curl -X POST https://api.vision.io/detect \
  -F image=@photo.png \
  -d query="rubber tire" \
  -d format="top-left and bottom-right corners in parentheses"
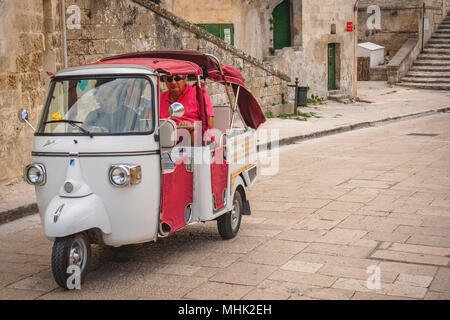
top-left (217, 190), bottom-right (243, 240)
top-left (51, 233), bottom-right (91, 290)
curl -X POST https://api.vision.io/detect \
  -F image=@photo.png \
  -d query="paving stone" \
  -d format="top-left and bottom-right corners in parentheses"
top-left (293, 252), bottom-right (378, 269)
top-left (370, 249), bottom-right (450, 266)
top-left (424, 291), bottom-right (450, 300)
top-left (276, 229), bottom-right (326, 242)
top-left (406, 234), bottom-right (450, 248)
top-left (377, 261), bottom-right (438, 277)
top-left (351, 291), bottom-right (416, 300)
top-left (239, 250), bottom-right (293, 266)
top-left (280, 261), bottom-right (323, 273)
top-left (332, 278), bottom-right (375, 293)
top-left (293, 218), bottom-right (340, 231)
top-left (429, 268), bottom-right (450, 293)
top-left (389, 243), bottom-right (450, 257)
top-left (396, 274), bottom-right (433, 288)
top-left (200, 252), bottom-right (242, 269)
top-left (255, 239), bottom-right (309, 255)
top-left (7, 272), bottom-right (59, 292)
top-left (364, 231), bottom-right (410, 243)
top-left (268, 270), bottom-right (337, 287)
top-left (153, 264), bottom-right (201, 277)
top-left (316, 228), bottom-right (367, 245)
top-left (381, 282), bottom-right (428, 299)
top-left (210, 262), bottom-right (277, 286)
top-left (242, 288), bottom-right (290, 300)
top-left (302, 243), bottom-right (374, 258)
top-left (302, 287), bottom-right (355, 300)
top-left (318, 265), bottom-right (398, 284)
top-left (184, 281), bottom-right (253, 300)
top-left (192, 267), bottom-right (220, 279)
top-left (0, 287), bottom-right (44, 300)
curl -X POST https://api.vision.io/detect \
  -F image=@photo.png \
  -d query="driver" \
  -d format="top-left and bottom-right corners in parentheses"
top-left (85, 81), bottom-right (137, 133)
top-left (159, 74), bottom-right (214, 129)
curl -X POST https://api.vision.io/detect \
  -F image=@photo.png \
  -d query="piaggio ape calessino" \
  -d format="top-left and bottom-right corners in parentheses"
top-left (19, 50), bottom-right (266, 289)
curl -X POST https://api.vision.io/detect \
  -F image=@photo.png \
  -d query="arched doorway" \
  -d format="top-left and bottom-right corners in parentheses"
top-left (272, 0), bottom-right (291, 49)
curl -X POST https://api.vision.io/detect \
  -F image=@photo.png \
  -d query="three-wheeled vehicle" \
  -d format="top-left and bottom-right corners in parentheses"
top-left (19, 50), bottom-right (266, 289)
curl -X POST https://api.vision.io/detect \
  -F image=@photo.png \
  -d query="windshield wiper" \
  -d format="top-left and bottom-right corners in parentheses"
top-left (44, 120), bottom-right (93, 138)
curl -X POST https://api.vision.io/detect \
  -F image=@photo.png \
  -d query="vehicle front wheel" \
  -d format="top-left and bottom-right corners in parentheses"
top-left (217, 190), bottom-right (243, 240)
top-left (51, 232), bottom-right (91, 290)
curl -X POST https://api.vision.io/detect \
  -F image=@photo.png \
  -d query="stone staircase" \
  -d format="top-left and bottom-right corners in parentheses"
top-left (399, 13), bottom-right (450, 90)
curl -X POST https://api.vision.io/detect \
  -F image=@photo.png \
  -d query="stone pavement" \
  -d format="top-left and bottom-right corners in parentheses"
top-left (0, 113), bottom-right (449, 300)
top-left (1, 81), bottom-right (449, 225)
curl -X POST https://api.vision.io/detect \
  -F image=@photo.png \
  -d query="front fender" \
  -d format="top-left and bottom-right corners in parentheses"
top-left (44, 194), bottom-right (112, 238)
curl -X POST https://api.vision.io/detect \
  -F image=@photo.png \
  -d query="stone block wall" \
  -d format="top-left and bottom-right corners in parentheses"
top-left (0, 0), bottom-right (62, 186)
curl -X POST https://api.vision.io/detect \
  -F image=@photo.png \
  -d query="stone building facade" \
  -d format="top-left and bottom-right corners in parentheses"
top-left (163, 0), bottom-right (357, 101)
top-left (358, 0), bottom-right (449, 59)
top-left (0, 0), bottom-right (292, 185)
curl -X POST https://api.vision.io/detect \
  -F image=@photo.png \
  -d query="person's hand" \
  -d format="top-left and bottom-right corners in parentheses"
top-left (178, 121), bottom-right (194, 127)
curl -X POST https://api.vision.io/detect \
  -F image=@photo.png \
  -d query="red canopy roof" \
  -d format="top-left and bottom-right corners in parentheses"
top-left (98, 51), bottom-right (266, 129)
top-left (95, 57), bottom-right (203, 76)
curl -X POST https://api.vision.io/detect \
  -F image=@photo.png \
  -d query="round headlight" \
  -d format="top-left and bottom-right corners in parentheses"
top-left (109, 166), bottom-right (130, 187)
top-left (24, 163), bottom-right (46, 185)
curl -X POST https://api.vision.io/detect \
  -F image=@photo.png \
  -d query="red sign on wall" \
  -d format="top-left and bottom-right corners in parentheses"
top-left (347, 22), bottom-right (354, 32)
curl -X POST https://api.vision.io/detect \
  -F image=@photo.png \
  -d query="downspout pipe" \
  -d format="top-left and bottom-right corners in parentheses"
top-left (353, 0), bottom-right (359, 99)
top-left (61, 0), bottom-right (67, 68)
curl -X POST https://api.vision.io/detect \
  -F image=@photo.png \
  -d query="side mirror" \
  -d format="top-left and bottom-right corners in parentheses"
top-left (169, 102), bottom-right (185, 119)
top-left (18, 109), bottom-right (35, 131)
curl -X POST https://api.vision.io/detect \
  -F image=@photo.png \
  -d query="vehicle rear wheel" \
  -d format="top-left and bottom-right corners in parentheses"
top-left (51, 232), bottom-right (91, 290)
top-left (217, 190), bottom-right (243, 240)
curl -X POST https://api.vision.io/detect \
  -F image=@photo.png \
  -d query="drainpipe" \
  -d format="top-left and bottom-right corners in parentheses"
top-left (353, 0), bottom-right (359, 99)
top-left (61, 0), bottom-right (67, 68)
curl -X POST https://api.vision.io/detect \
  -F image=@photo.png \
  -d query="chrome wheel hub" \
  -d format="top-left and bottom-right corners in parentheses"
top-left (69, 238), bottom-right (87, 269)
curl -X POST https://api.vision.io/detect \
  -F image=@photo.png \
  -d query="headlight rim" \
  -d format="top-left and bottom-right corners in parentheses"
top-left (109, 165), bottom-right (131, 187)
top-left (24, 163), bottom-right (47, 186)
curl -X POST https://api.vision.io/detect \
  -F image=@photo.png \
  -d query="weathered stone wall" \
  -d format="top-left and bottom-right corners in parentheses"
top-left (0, 0), bottom-right (62, 186)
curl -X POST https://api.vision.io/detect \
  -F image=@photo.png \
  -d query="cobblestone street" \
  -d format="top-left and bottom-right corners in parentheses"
top-left (1, 113), bottom-right (449, 300)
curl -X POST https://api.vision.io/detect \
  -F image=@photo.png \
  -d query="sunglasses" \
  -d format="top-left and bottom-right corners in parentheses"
top-left (165, 75), bottom-right (186, 83)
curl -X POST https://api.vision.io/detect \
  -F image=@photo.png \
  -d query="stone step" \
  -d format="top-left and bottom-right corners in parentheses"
top-left (413, 60), bottom-right (450, 66)
top-left (405, 71), bottom-right (450, 78)
top-left (416, 54), bottom-right (450, 60)
top-left (425, 43), bottom-right (450, 49)
top-left (423, 48), bottom-right (450, 54)
top-left (397, 82), bottom-right (450, 90)
top-left (401, 76), bottom-right (450, 83)
top-left (410, 65), bottom-right (450, 72)
top-left (431, 33), bottom-right (450, 39)
top-left (428, 39), bottom-right (450, 44)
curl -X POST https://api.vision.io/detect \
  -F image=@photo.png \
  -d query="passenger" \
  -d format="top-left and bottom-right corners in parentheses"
top-left (85, 81), bottom-right (137, 133)
top-left (159, 74), bottom-right (214, 129)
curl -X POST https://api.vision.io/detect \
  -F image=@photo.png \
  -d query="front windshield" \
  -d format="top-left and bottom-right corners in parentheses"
top-left (38, 77), bottom-right (154, 135)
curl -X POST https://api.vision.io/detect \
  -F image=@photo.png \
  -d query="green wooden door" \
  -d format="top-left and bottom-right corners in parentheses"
top-left (328, 43), bottom-right (336, 90)
top-left (273, 0), bottom-right (291, 50)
